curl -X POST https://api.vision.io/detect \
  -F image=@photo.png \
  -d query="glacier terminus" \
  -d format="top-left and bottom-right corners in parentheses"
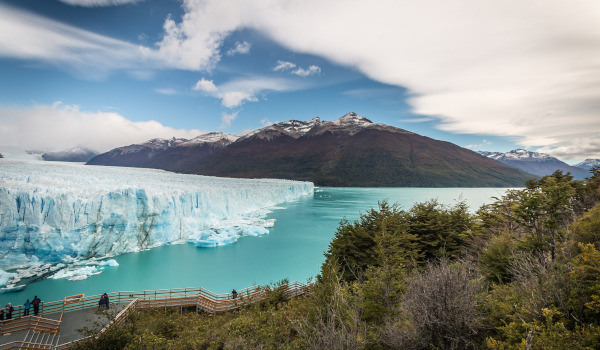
top-left (0, 154), bottom-right (314, 290)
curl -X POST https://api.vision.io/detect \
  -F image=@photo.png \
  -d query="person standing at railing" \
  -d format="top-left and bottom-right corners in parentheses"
top-left (0, 308), bottom-right (4, 320)
top-left (98, 294), bottom-right (107, 310)
top-left (32, 295), bottom-right (41, 316)
top-left (5, 303), bottom-right (13, 319)
top-left (23, 299), bottom-right (31, 316)
top-left (232, 289), bottom-right (238, 299)
top-left (99, 293), bottom-right (110, 310)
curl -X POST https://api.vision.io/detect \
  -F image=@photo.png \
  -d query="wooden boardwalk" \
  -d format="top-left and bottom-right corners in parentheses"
top-left (0, 282), bottom-right (309, 350)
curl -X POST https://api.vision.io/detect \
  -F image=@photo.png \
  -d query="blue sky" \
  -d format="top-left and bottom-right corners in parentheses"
top-left (1, 0), bottom-right (599, 163)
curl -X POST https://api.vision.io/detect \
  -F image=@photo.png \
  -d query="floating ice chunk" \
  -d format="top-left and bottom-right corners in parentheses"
top-left (188, 225), bottom-right (270, 248)
top-left (98, 259), bottom-right (119, 267)
top-left (51, 266), bottom-right (101, 281)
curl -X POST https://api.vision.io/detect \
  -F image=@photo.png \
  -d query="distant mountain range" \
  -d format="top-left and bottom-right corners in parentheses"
top-left (477, 149), bottom-right (591, 180)
top-left (87, 113), bottom-right (532, 187)
top-left (87, 133), bottom-right (238, 172)
top-left (575, 159), bottom-right (600, 171)
top-left (42, 147), bottom-right (98, 162)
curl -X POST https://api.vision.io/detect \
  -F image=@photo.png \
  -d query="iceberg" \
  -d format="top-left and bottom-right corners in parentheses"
top-left (0, 154), bottom-right (314, 284)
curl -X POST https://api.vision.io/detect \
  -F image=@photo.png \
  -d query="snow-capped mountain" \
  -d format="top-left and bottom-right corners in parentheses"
top-left (478, 149), bottom-right (589, 180)
top-left (575, 159), bottom-right (600, 171)
top-left (89, 112), bottom-right (533, 187)
top-left (87, 133), bottom-right (238, 171)
top-left (190, 113), bottom-right (529, 187)
top-left (41, 147), bottom-right (98, 162)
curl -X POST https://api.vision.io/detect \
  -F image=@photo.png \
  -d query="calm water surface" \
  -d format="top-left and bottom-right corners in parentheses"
top-left (0, 187), bottom-right (511, 305)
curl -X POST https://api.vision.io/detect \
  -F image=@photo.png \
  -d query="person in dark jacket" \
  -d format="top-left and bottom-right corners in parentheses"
top-left (32, 296), bottom-right (41, 316)
top-left (5, 303), bottom-right (13, 319)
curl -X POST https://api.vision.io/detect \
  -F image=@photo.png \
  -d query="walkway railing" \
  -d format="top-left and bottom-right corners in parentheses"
top-left (1, 281), bottom-right (310, 350)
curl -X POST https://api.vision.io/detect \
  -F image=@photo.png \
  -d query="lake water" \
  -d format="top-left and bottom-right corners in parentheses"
top-left (0, 187), bottom-right (510, 305)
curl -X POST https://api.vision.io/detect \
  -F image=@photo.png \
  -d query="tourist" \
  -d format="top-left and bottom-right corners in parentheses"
top-left (232, 289), bottom-right (238, 299)
top-left (32, 295), bottom-right (41, 316)
top-left (5, 303), bottom-right (13, 319)
top-left (23, 299), bottom-right (31, 316)
top-left (103, 293), bottom-right (110, 310)
top-left (0, 308), bottom-right (4, 321)
top-left (98, 294), bottom-right (106, 310)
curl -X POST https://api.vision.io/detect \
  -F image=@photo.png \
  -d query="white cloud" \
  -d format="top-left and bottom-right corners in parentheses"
top-left (193, 76), bottom-right (305, 108)
top-left (0, 102), bottom-right (204, 153)
top-left (273, 60), bottom-right (296, 71)
top-left (226, 41), bottom-right (252, 56)
top-left (292, 65), bottom-right (321, 77)
top-left (158, 0), bottom-right (600, 159)
top-left (193, 78), bottom-right (219, 93)
top-left (220, 111), bottom-right (238, 129)
top-left (58, 0), bottom-right (142, 6)
top-left (221, 91), bottom-right (257, 108)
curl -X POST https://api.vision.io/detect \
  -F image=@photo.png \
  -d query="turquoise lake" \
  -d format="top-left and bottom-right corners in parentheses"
top-left (0, 187), bottom-right (511, 305)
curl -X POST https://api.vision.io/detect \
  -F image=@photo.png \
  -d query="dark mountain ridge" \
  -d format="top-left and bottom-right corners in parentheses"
top-left (88, 113), bottom-right (533, 187)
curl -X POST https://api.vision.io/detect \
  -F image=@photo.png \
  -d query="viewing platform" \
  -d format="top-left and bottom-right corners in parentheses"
top-left (0, 281), bottom-right (309, 350)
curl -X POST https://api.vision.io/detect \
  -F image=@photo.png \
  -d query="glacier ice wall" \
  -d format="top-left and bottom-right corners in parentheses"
top-left (0, 156), bottom-right (314, 272)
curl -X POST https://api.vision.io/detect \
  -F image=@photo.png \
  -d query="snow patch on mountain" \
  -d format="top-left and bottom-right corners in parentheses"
top-left (331, 112), bottom-right (373, 127)
top-left (479, 149), bottom-right (552, 161)
top-left (183, 132), bottom-right (239, 145)
top-left (575, 159), bottom-right (600, 170)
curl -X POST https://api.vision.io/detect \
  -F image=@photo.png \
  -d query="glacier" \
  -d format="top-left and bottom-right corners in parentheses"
top-left (0, 154), bottom-right (313, 288)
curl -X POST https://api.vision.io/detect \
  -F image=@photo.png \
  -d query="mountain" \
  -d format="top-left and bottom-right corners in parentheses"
top-left (42, 147), bottom-right (98, 162)
top-left (478, 149), bottom-right (590, 180)
top-left (87, 133), bottom-right (238, 171)
top-left (188, 113), bottom-right (532, 187)
top-left (575, 159), bottom-right (600, 171)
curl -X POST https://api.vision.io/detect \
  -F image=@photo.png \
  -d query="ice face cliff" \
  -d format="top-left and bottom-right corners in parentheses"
top-left (0, 155), bottom-right (314, 280)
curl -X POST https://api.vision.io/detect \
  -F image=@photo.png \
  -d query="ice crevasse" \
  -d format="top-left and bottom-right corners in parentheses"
top-left (0, 156), bottom-right (314, 274)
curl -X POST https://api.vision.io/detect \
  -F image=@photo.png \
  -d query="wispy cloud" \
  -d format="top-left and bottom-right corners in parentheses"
top-left (220, 111), bottom-right (238, 129)
top-left (273, 60), bottom-right (320, 77)
top-left (58, 0), bottom-right (142, 6)
top-left (193, 78), bottom-right (219, 93)
top-left (273, 60), bottom-right (296, 71)
top-left (193, 76), bottom-right (306, 108)
top-left (292, 65), bottom-right (321, 77)
top-left (402, 117), bottom-right (434, 123)
top-left (226, 41), bottom-right (251, 56)
top-left (0, 4), bottom-right (158, 78)
top-left (154, 88), bottom-right (178, 95)
top-left (0, 102), bottom-right (204, 152)
top-left (464, 139), bottom-right (493, 150)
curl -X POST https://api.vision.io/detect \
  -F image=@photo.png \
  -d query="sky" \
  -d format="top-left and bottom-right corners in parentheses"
top-left (0, 0), bottom-right (599, 163)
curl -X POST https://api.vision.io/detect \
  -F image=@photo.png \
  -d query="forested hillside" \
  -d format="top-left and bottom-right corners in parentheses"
top-left (77, 169), bottom-right (600, 350)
